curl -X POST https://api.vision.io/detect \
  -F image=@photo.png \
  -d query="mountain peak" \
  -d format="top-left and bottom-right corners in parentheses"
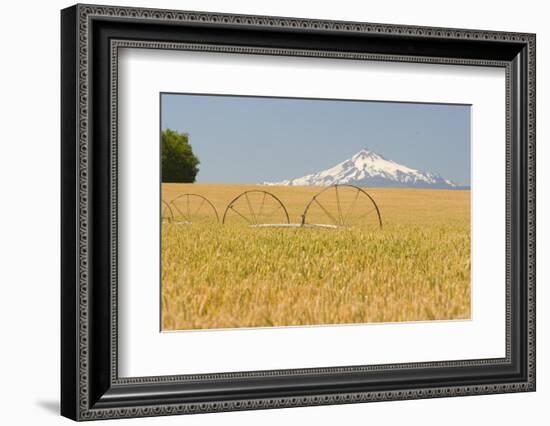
top-left (264, 149), bottom-right (459, 189)
top-left (352, 148), bottom-right (383, 161)
top-left (355, 147), bottom-right (374, 155)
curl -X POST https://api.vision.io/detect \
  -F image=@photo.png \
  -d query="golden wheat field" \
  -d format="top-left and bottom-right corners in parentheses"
top-left (161, 183), bottom-right (471, 331)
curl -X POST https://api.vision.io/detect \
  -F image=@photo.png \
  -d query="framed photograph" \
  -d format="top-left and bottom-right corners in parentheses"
top-left (61, 4), bottom-right (536, 421)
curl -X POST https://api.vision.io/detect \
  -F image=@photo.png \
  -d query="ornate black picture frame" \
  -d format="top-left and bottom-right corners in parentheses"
top-left (61, 4), bottom-right (536, 421)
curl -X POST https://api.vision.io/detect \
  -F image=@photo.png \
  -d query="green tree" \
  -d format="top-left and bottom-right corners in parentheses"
top-left (161, 129), bottom-right (200, 183)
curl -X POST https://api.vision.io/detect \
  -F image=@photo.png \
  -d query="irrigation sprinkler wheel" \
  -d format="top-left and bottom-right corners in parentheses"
top-left (161, 200), bottom-right (174, 223)
top-left (169, 194), bottom-right (220, 224)
top-left (222, 190), bottom-right (290, 225)
top-left (301, 184), bottom-right (382, 228)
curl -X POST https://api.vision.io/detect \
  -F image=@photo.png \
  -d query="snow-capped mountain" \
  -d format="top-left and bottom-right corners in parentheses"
top-left (264, 149), bottom-right (460, 189)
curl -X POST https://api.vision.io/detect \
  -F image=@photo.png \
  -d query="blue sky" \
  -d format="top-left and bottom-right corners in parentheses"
top-left (161, 93), bottom-right (471, 186)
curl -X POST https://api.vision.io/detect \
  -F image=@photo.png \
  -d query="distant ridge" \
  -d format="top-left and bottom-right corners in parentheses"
top-left (264, 148), bottom-right (465, 189)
